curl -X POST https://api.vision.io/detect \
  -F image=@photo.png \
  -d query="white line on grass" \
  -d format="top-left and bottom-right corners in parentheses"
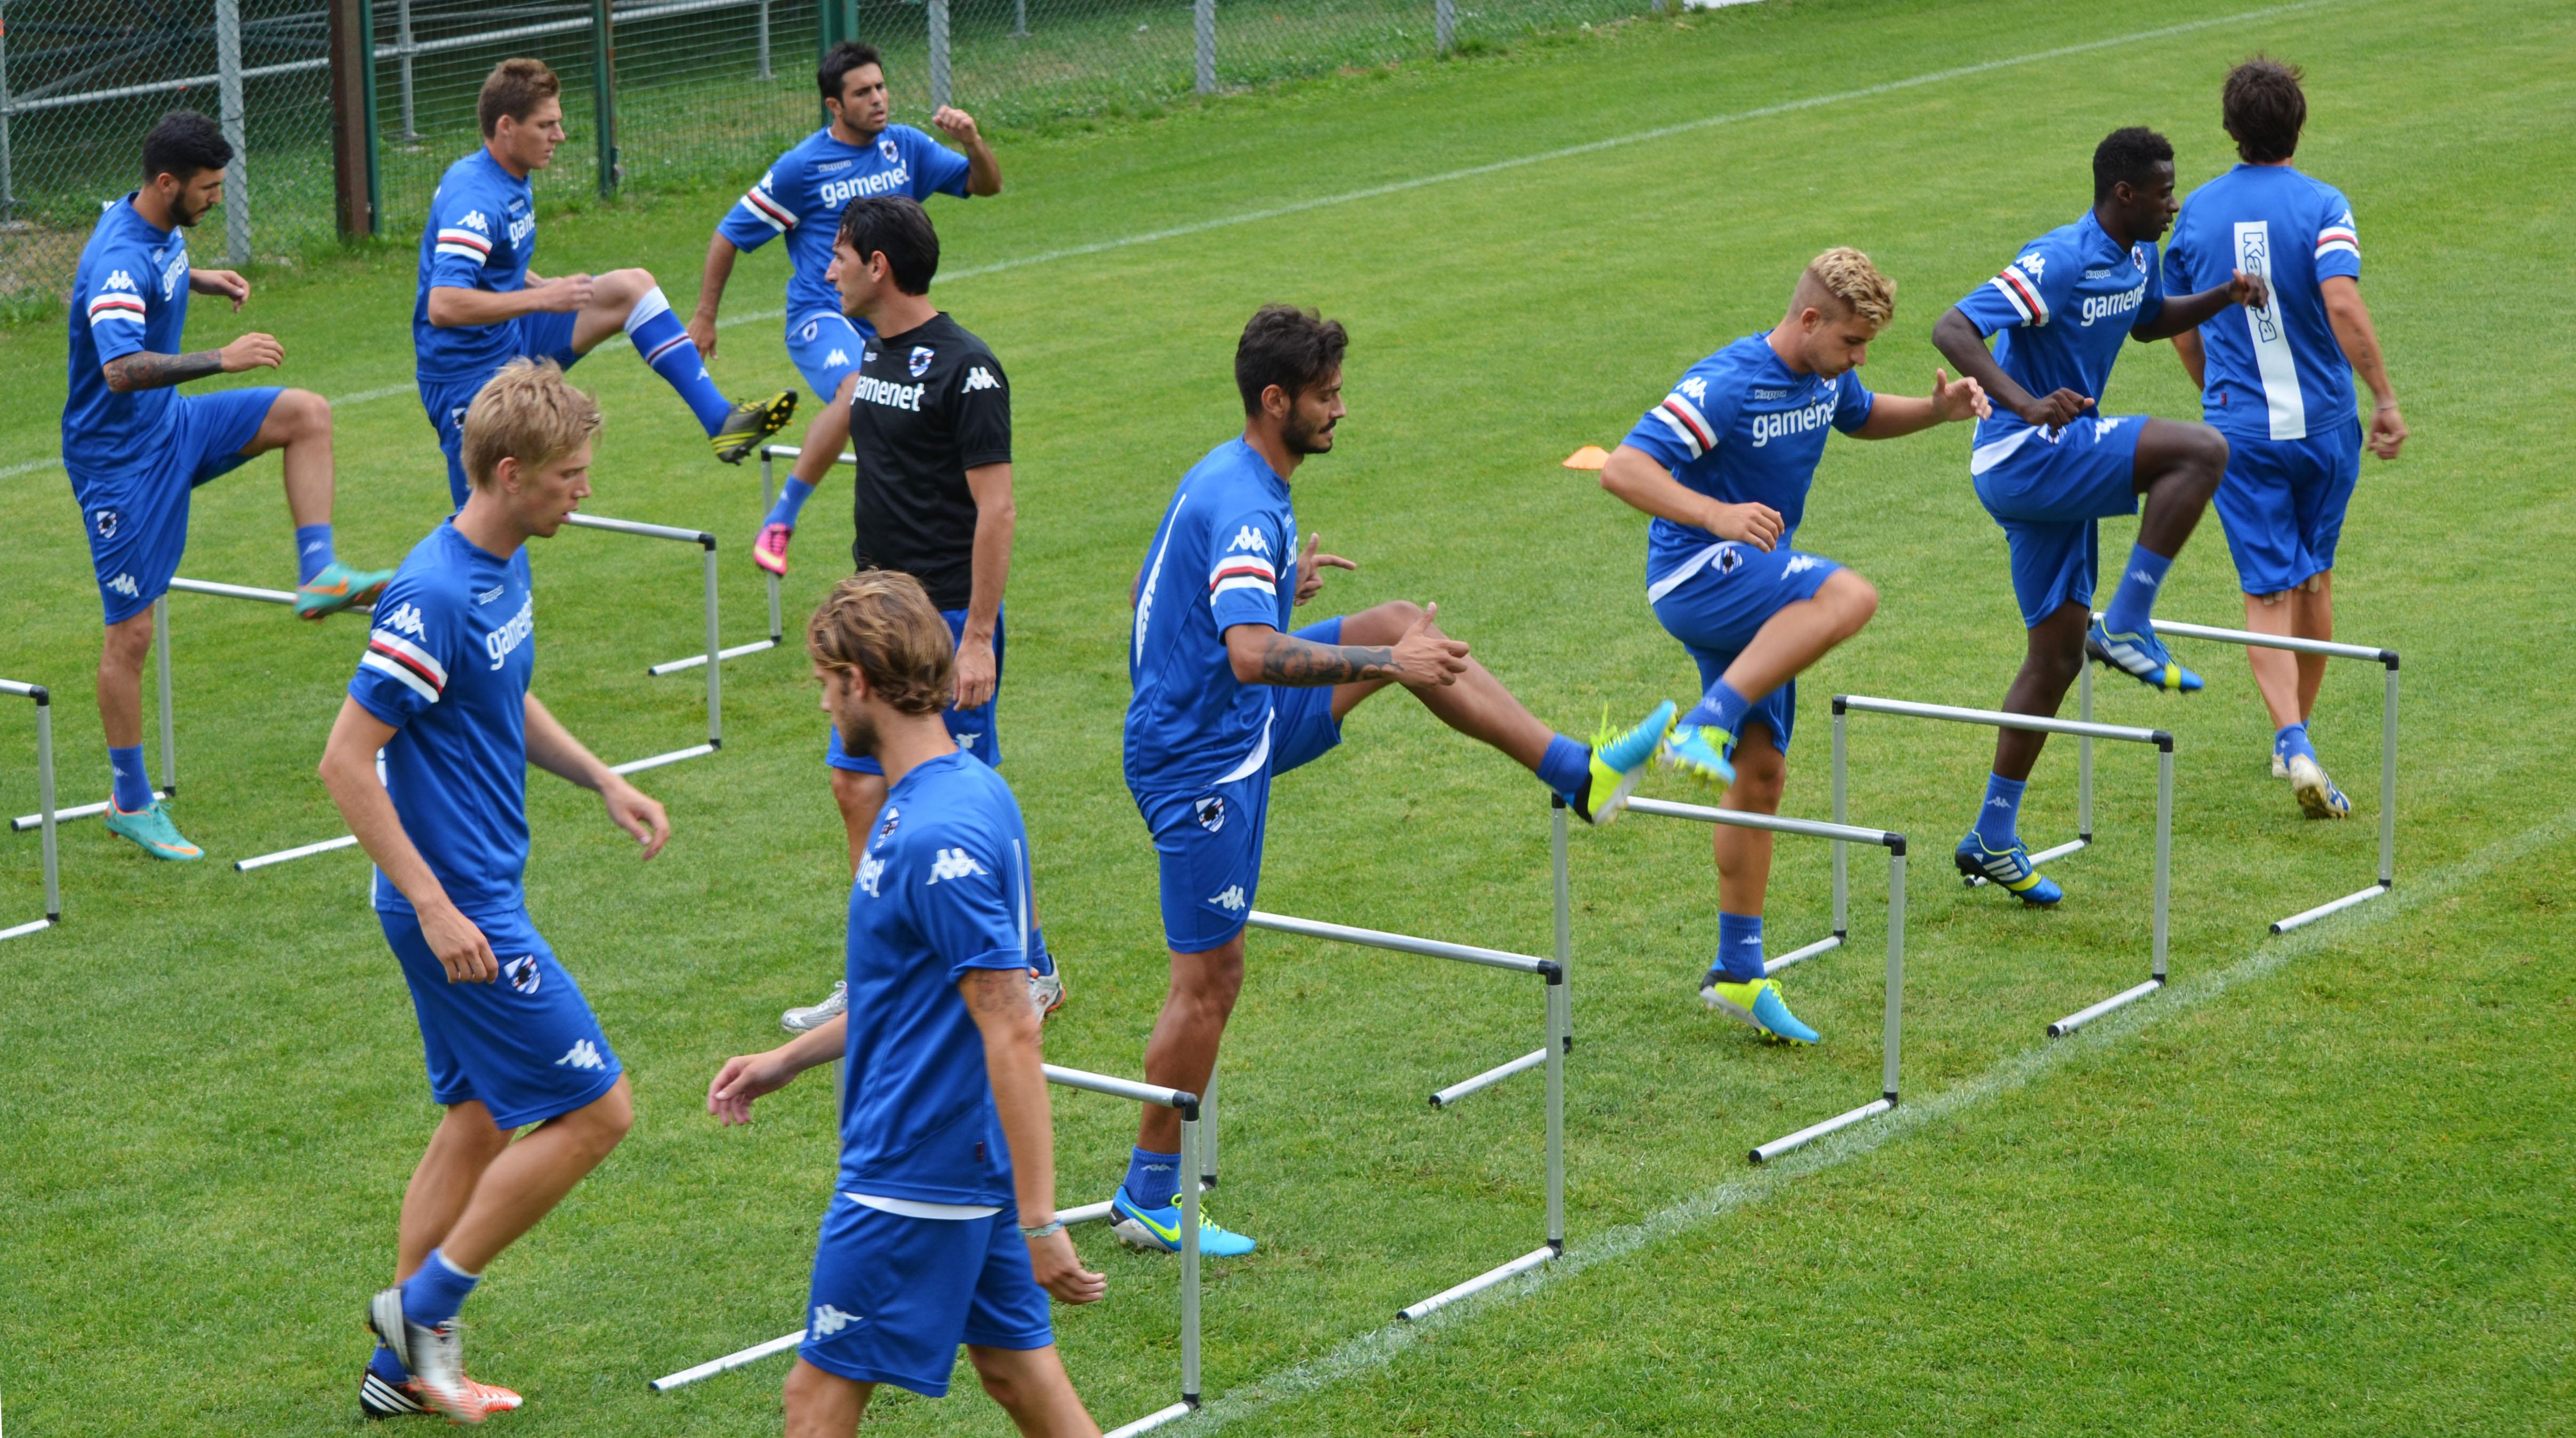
top-left (1187, 804), bottom-right (2573, 1431)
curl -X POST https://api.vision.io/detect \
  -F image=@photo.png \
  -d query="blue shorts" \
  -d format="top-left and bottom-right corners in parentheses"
top-left (70, 386), bottom-right (283, 626)
top-left (828, 607), bottom-right (1002, 774)
top-left (2213, 421), bottom-right (2360, 595)
top-left (1134, 617), bottom-right (1345, 954)
top-left (1648, 541), bottom-right (1842, 757)
top-left (1972, 415), bottom-right (2146, 628)
top-left (380, 905), bottom-right (622, 1131)
top-left (799, 1193), bottom-right (1052, 1397)
top-left (420, 313), bottom-right (584, 507)
top-left (786, 310), bottom-right (872, 404)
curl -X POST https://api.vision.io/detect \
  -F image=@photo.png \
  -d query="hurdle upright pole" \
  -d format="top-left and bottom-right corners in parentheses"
top-left (155, 595), bottom-right (176, 797)
top-left (1551, 793), bottom-right (1572, 1045)
top-left (1179, 1101), bottom-right (1202, 1412)
top-left (1200, 1065), bottom-right (1219, 1191)
top-left (2076, 661), bottom-right (2093, 843)
top-left (2378, 658), bottom-right (2399, 890)
top-left (701, 538), bottom-right (723, 749)
top-left (1831, 705), bottom-right (1849, 937)
top-left (0, 680), bottom-right (59, 941)
top-left (1544, 961), bottom-right (1566, 1252)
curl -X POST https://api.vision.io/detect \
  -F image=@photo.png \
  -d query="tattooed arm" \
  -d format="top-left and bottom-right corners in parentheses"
top-left (1223, 606), bottom-right (1468, 690)
top-left (101, 331), bottom-right (283, 393)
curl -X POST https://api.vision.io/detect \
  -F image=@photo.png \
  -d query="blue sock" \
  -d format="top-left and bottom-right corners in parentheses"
top-left (625, 288), bottom-right (734, 434)
top-left (293, 523), bottom-right (335, 585)
top-left (1714, 911), bottom-right (1766, 982)
top-left (1122, 1147), bottom-right (1182, 1207)
top-left (765, 476), bottom-right (817, 530)
top-left (1538, 733), bottom-right (1591, 799)
top-left (1683, 679), bottom-right (1753, 739)
top-left (2275, 722), bottom-right (2317, 766)
top-left (2101, 544), bottom-right (2173, 637)
top-left (399, 1248), bottom-right (480, 1329)
top-left (108, 744), bottom-right (151, 812)
top-left (1976, 771), bottom-right (2027, 848)
top-left (368, 1341), bottom-right (410, 1383)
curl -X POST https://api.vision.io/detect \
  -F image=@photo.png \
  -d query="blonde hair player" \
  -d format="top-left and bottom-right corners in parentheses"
top-left (1599, 247), bottom-right (1989, 1044)
top-left (320, 359), bottom-right (672, 1423)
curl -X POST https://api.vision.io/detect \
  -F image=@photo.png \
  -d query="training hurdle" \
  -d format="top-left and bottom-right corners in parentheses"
top-left (651, 1065), bottom-right (1206, 1435)
top-left (0, 680), bottom-right (61, 941)
top-left (640, 441), bottom-right (853, 677)
top-left (1834, 694), bottom-right (2174, 1038)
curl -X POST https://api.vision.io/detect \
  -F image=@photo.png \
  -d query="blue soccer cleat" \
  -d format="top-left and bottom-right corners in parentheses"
top-left (1658, 722), bottom-right (1736, 789)
top-left (1954, 830), bottom-right (2063, 905)
top-left (1110, 1184), bottom-right (1256, 1257)
top-left (1699, 973), bottom-right (1819, 1045)
top-left (1569, 699), bottom-right (1677, 825)
top-left (2285, 753), bottom-right (2352, 820)
top-left (2087, 619), bottom-right (2202, 693)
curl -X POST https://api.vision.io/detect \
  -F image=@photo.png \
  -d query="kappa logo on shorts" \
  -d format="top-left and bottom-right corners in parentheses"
top-left (92, 507), bottom-right (121, 539)
top-left (1208, 885), bottom-right (1247, 913)
top-left (2092, 418), bottom-right (2123, 442)
top-left (909, 346), bottom-right (934, 378)
top-left (811, 1303), bottom-right (865, 1338)
top-left (1194, 795), bottom-right (1226, 833)
top-left (1783, 555), bottom-right (1820, 577)
top-left (555, 1040), bottom-right (607, 1070)
top-left (107, 573), bottom-right (140, 599)
top-left (502, 955), bottom-right (541, 994)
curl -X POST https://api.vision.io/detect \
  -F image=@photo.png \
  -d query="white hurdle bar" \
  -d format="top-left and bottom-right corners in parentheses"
top-left (1833, 694), bottom-right (2175, 1038)
top-left (650, 1067), bottom-right (1206, 1434)
top-left (641, 442), bottom-right (855, 677)
top-left (0, 680), bottom-right (61, 940)
top-left (1422, 800), bottom-right (1574, 1108)
top-left (1617, 793), bottom-right (1911, 1163)
top-left (2111, 616), bottom-right (2399, 933)
top-left (1242, 907), bottom-right (1567, 1320)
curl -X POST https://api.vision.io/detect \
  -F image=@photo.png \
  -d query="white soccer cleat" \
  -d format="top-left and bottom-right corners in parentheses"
top-left (782, 979), bottom-right (847, 1033)
top-left (2271, 749), bottom-right (2290, 779)
top-left (2286, 753), bottom-right (2352, 820)
top-left (367, 1288), bottom-right (484, 1425)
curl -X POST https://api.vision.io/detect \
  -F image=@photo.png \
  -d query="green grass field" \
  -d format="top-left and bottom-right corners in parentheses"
top-left (3, 0), bottom-right (2573, 1431)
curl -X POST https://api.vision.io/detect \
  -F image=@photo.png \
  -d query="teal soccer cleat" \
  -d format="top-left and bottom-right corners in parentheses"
top-left (1658, 722), bottom-right (1735, 789)
top-left (1568, 700), bottom-right (1677, 825)
top-left (1699, 973), bottom-right (1819, 1045)
top-left (1954, 830), bottom-right (2063, 905)
top-left (1110, 1184), bottom-right (1256, 1257)
top-left (105, 797), bottom-right (202, 861)
top-left (2087, 619), bottom-right (2203, 693)
top-left (294, 561), bottom-right (395, 621)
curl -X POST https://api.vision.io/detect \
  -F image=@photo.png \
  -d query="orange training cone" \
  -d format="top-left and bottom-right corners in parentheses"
top-left (1562, 445), bottom-right (1609, 470)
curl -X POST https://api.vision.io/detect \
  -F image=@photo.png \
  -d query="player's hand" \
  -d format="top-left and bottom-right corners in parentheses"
top-left (1390, 602), bottom-right (1471, 690)
top-left (420, 900), bottom-right (499, 984)
top-left (930, 106), bottom-right (982, 146)
top-left (2017, 387), bottom-right (2095, 429)
top-left (707, 1049), bottom-right (799, 1125)
top-left (1294, 532), bottom-right (1357, 607)
top-left (218, 332), bottom-right (285, 372)
top-left (1025, 1228), bottom-right (1107, 1305)
top-left (954, 633), bottom-right (999, 710)
top-left (1931, 368), bottom-right (1990, 423)
top-left (2367, 401), bottom-right (2408, 460)
top-left (1706, 500), bottom-right (1784, 552)
top-left (2228, 267), bottom-right (2271, 312)
top-left (686, 311), bottom-right (718, 360)
top-left (534, 273), bottom-right (595, 313)
top-left (601, 778), bottom-right (670, 859)
top-left (192, 268), bottom-right (251, 310)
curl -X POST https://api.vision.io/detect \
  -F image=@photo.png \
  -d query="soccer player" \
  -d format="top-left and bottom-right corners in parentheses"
top-left (2163, 57), bottom-right (2407, 819)
top-left (1931, 127), bottom-right (2269, 906)
top-left (774, 195), bottom-right (1060, 1033)
top-left (320, 360), bottom-right (670, 1424)
top-left (686, 41), bottom-right (1001, 578)
top-left (1110, 305), bottom-right (1674, 1255)
top-left (65, 110), bottom-right (394, 863)
top-left (1600, 248), bottom-right (1988, 1044)
top-left (416, 58), bottom-right (795, 508)
top-left (707, 572), bottom-right (1104, 1437)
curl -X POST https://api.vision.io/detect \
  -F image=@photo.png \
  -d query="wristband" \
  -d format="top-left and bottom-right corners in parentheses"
top-left (1020, 1219), bottom-right (1065, 1240)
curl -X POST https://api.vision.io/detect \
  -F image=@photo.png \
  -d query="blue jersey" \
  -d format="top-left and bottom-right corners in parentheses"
top-left (719, 124), bottom-right (972, 337)
top-left (2163, 164), bottom-right (2362, 442)
top-left (63, 196), bottom-right (194, 482)
top-left (414, 148), bottom-right (540, 384)
top-left (1621, 333), bottom-right (1874, 582)
top-left (1125, 438), bottom-right (1298, 795)
top-left (1954, 212), bottom-right (2168, 453)
top-left (840, 751), bottom-right (1034, 1207)
top-left (349, 522), bottom-right (539, 919)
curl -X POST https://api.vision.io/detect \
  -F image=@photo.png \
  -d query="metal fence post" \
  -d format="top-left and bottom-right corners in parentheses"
top-left (1194, 0), bottom-right (1216, 94)
top-left (215, 0), bottom-right (252, 263)
top-left (396, 0), bottom-right (421, 139)
top-left (1013, 0), bottom-right (1029, 39)
top-left (1, 7), bottom-right (19, 223)
top-left (329, 0), bottom-right (378, 238)
top-left (928, 0), bottom-right (951, 111)
top-left (591, 0), bottom-right (619, 198)
top-left (1437, 0), bottom-right (1455, 54)
top-left (757, 1), bottom-right (773, 79)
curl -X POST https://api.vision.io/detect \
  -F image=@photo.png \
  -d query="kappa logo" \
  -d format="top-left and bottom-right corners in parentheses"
top-left (908, 346), bottom-right (935, 378)
top-left (1783, 555), bottom-right (1821, 576)
top-left (103, 268), bottom-right (138, 292)
top-left (927, 847), bottom-right (988, 885)
top-left (2084, 266), bottom-right (2114, 278)
top-left (2092, 418), bottom-right (2123, 442)
top-left (383, 602), bottom-right (429, 639)
top-left (1987, 796), bottom-right (2015, 810)
top-left (812, 1304), bottom-right (864, 1338)
top-left (476, 584), bottom-right (505, 606)
top-left (1193, 795), bottom-right (1225, 833)
top-left (107, 572), bottom-right (140, 598)
top-left (825, 348), bottom-right (849, 370)
top-left (1227, 525), bottom-right (1270, 556)
top-left (92, 507), bottom-right (121, 539)
top-left (1208, 885), bottom-right (1247, 913)
top-left (2014, 252), bottom-right (2045, 282)
top-left (1680, 376), bottom-right (1709, 403)
top-left (555, 1040), bottom-right (607, 1070)
top-left (459, 210), bottom-right (490, 235)
top-left (951, 730), bottom-right (981, 752)
top-left (502, 955), bottom-right (541, 994)
top-left (856, 852), bottom-right (886, 898)
top-left (962, 366), bottom-right (1000, 393)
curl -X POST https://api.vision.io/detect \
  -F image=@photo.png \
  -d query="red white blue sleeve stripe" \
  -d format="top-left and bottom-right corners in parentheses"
top-left (85, 292), bottom-right (147, 327)
top-left (2314, 224), bottom-right (2358, 261)
top-left (738, 185), bottom-right (797, 233)
top-left (1650, 392), bottom-right (1717, 459)
top-left (435, 227), bottom-right (493, 263)
top-left (1208, 555), bottom-right (1277, 602)
top-left (362, 630), bottom-right (447, 705)
top-left (1988, 264), bottom-right (2050, 325)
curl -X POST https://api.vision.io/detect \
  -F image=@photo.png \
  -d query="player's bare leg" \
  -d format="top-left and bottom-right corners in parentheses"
top-left (570, 267), bottom-right (663, 351)
top-left (1135, 935), bottom-right (1242, 1159)
top-left (240, 386), bottom-right (334, 529)
top-left (436, 1076), bottom-right (633, 1272)
top-left (2245, 572), bottom-right (2349, 816)
top-left (396, 1102), bottom-right (515, 1282)
top-left (1713, 728), bottom-right (1789, 917)
top-left (1714, 571), bottom-right (1879, 708)
top-left (968, 1343), bottom-right (1102, 1438)
top-left (95, 611), bottom-right (155, 755)
top-left (1325, 600), bottom-right (1554, 767)
top-left (2088, 418), bottom-right (2225, 691)
top-left (574, 266), bottom-right (796, 462)
top-left (783, 1359), bottom-right (874, 1437)
top-left (830, 768), bottom-right (889, 878)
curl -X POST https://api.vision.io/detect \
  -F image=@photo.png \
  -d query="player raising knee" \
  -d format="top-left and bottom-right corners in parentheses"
top-left (1601, 249), bottom-right (1986, 1045)
top-left (2163, 57), bottom-right (2406, 820)
top-left (415, 59), bottom-right (795, 508)
top-left (320, 361), bottom-right (670, 1424)
top-left (686, 41), bottom-right (1001, 578)
top-left (1109, 306), bottom-right (1675, 1256)
top-left (1932, 127), bottom-right (2270, 906)
top-left (708, 573), bottom-right (1105, 1438)
top-left (65, 111), bottom-right (394, 863)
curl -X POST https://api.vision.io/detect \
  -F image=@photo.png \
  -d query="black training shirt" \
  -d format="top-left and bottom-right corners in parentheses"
top-left (847, 311), bottom-right (1011, 612)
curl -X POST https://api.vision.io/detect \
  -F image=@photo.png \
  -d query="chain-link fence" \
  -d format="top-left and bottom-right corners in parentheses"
top-left (2, 0), bottom-right (1657, 315)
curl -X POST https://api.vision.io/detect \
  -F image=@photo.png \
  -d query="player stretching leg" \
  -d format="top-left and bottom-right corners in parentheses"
top-left (709, 573), bottom-right (1104, 1438)
top-left (1601, 249), bottom-right (1986, 1044)
top-left (66, 111), bottom-right (394, 862)
top-left (2164, 57), bottom-right (2407, 819)
top-left (320, 362), bottom-right (671, 1423)
top-left (1932, 127), bottom-right (2270, 905)
top-left (685, 42), bottom-right (1000, 578)
top-left (416, 59), bottom-right (794, 509)
top-left (1112, 306), bottom-right (1674, 1255)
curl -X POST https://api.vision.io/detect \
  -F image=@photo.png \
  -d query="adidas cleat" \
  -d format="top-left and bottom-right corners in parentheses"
top-left (2271, 748), bottom-right (2290, 779)
top-left (367, 1288), bottom-right (483, 1425)
top-left (295, 562), bottom-right (396, 621)
top-left (105, 797), bottom-right (201, 861)
top-left (2087, 619), bottom-right (2202, 693)
top-left (1954, 831), bottom-right (2063, 905)
top-left (1569, 699), bottom-right (1677, 825)
top-left (1699, 973), bottom-right (1819, 1045)
top-left (752, 522), bottom-right (794, 577)
top-left (360, 1364), bottom-right (521, 1421)
top-left (1110, 1184), bottom-right (1256, 1257)
top-left (782, 979), bottom-right (847, 1034)
top-left (2286, 753), bottom-right (2352, 820)
top-left (1658, 722), bottom-right (1736, 789)
top-left (713, 390), bottom-right (798, 464)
